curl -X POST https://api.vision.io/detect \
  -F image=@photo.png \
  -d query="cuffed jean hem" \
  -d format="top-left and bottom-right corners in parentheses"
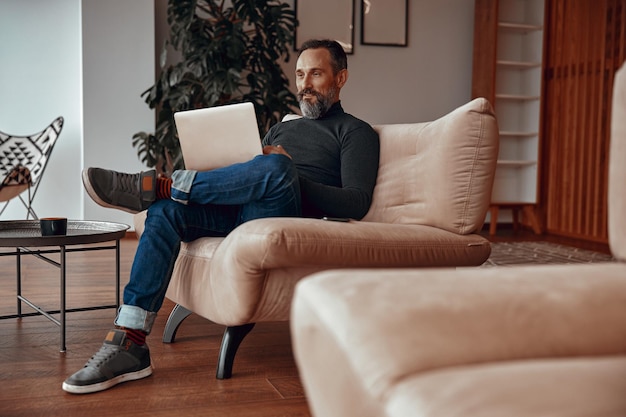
top-left (114, 305), bottom-right (157, 334)
top-left (171, 169), bottom-right (197, 204)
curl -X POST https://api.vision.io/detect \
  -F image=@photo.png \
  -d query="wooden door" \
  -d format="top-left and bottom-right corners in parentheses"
top-left (541, 0), bottom-right (626, 242)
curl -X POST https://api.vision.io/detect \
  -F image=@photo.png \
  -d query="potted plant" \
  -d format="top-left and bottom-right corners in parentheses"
top-left (132, 0), bottom-right (299, 176)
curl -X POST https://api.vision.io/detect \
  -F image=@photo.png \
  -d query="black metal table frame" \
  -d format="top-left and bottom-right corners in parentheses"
top-left (0, 221), bottom-right (128, 352)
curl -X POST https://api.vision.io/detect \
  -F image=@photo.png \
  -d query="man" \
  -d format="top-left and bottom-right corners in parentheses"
top-left (62, 39), bottom-right (379, 394)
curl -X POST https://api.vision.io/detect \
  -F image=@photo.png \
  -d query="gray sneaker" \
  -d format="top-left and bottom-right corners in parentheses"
top-left (62, 329), bottom-right (153, 394)
top-left (82, 168), bottom-right (156, 214)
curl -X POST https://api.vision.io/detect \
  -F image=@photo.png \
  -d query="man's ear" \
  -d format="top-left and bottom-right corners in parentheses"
top-left (336, 69), bottom-right (348, 88)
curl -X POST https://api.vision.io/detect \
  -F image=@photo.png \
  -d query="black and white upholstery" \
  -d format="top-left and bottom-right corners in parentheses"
top-left (0, 116), bottom-right (64, 219)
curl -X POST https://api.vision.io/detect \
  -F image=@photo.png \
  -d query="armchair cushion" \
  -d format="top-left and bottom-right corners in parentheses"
top-left (365, 98), bottom-right (497, 234)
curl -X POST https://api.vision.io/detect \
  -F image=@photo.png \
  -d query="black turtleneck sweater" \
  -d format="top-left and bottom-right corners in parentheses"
top-left (262, 102), bottom-right (379, 220)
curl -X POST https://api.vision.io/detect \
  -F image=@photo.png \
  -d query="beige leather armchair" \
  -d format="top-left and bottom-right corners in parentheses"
top-left (134, 97), bottom-right (499, 379)
top-left (291, 66), bottom-right (626, 416)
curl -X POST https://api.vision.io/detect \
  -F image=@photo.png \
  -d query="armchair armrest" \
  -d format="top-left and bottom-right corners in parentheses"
top-left (166, 216), bottom-right (489, 325)
top-left (212, 217), bottom-right (490, 273)
top-left (135, 214), bottom-right (490, 270)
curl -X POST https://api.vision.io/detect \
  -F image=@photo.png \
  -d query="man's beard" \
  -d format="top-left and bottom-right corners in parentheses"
top-left (297, 87), bottom-right (337, 119)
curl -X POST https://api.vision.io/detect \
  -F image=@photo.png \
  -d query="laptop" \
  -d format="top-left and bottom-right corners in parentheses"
top-left (174, 102), bottom-right (263, 171)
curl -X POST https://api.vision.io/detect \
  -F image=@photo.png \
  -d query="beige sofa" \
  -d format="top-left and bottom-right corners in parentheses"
top-left (134, 97), bottom-right (499, 379)
top-left (290, 66), bottom-right (626, 416)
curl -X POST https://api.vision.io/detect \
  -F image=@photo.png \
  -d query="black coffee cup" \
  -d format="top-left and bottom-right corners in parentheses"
top-left (40, 217), bottom-right (68, 236)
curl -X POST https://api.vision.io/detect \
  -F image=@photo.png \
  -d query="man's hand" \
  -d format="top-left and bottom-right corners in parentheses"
top-left (263, 145), bottom-right (292, 159)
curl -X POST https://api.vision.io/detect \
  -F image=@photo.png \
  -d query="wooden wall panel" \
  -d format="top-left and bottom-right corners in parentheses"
top-left (471, 0), bottom-right (498, 102)
top-left (541, 0), bottom-right (626, 243)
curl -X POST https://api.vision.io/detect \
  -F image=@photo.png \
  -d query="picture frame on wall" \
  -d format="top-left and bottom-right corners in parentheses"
top-left (295, 0), bottom-right (355, 54)
top-left (361, 0), bottom-right (408, 47)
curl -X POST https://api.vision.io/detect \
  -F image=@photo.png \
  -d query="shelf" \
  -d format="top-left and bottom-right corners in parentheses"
top-left (490, 198), bottom-right (537, 206)
top-left (497, 160), bottom-right (537, 167)
top-left (496, 94), bottom-right (541, 101)
top-left (473, 0), bottom-right (545, 208)
top-left (497, 60), bottom-right (542, 69)
top-left (498, 22), bottom-right (543, 33)
top-left (500, 131), bottom-right (538, 137)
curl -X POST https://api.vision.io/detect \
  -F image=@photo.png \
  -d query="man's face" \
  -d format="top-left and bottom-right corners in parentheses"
top-left (295, 48), bottom-right (345, 119)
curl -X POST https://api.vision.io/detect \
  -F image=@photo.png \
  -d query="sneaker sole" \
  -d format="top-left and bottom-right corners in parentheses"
top-left (81, 169), bottom-right (140, 214)
top-left (62, 365), bottom-right (153, 394)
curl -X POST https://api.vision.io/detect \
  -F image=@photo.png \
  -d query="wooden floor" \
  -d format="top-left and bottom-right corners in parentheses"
top-left (0, 227), bottom-right (611, 417)
top-left (0, 237), bottom-right (310, 417)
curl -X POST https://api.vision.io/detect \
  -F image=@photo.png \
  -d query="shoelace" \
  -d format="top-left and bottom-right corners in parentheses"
top-left (84, 343), bottom-right (118, 368)
top-left (113, 172), bottom-right (142, 196)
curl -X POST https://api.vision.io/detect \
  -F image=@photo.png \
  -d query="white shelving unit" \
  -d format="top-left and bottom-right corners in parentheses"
top-left (490, 0), bottom-right (545, 205)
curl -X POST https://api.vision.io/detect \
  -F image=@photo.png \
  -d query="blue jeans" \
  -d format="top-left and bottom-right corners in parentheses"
top-left (114, 154), bottom-right (301, 333)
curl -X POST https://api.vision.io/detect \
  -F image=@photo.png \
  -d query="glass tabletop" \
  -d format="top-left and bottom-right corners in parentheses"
top-left (0, 220), bottom-right (129, 247)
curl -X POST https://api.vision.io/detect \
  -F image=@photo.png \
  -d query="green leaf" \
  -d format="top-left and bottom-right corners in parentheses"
top-left (132, 0), bottom-right (299, 174)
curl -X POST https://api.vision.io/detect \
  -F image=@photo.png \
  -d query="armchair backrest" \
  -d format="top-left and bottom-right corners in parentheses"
top-left (609, 63), bottom-right (626, 261)
top-left (363, 98), bottom-right (499, 235)
top-left (0, 116), bottom-right (64, 186)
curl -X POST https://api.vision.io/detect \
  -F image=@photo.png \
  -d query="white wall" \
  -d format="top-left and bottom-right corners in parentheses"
top-left (342, 0), bottom-right (476, 124)
top-left (155, 0), bottom-right (476, 125)
top-left (82, 0), bottom-right (154, 226)
top-left (0, 0), bottom-right (154, 228)
top-left (0, 0), bottom-right (82, 220)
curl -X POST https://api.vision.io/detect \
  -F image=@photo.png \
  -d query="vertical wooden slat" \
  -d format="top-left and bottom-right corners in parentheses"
top-left (573, 1), bottom-right (586, 235)
top-left (540, 0), bottom-right (626, 243)
top-left (596, 0), bottom-right (611, 239)
top-left (472, 0), bottom-right (498, 102)
top-left (621, 0), bottom-right (624, 56)
top-left (590, 2), bottom-right (605, 238)
top-left (560, 0), bottom-right (574, 234)
top-left (565, 0), bottom-right (572, 235)
top-left (578, 0), bottom-right (591, 236)
top-left (542, 0), bottom-right (563, 232)
top-left (562, 0), bottom-right (574, 234)
top-left (584, 1), bottom-right (599, 237)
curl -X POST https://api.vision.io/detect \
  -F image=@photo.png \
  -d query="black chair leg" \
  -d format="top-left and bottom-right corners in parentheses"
top-left (216, 323), bottom-right (256, 379)
top-left (162, 304), bottom-right (192, 343)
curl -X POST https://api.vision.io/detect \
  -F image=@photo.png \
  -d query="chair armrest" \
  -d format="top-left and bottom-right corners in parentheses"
top-left (166, 216), bottom-right (489, 326)
top-left (211, 217), bottom-right (490, 274)
top-left (136, 214), bottom-right (490, 269)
